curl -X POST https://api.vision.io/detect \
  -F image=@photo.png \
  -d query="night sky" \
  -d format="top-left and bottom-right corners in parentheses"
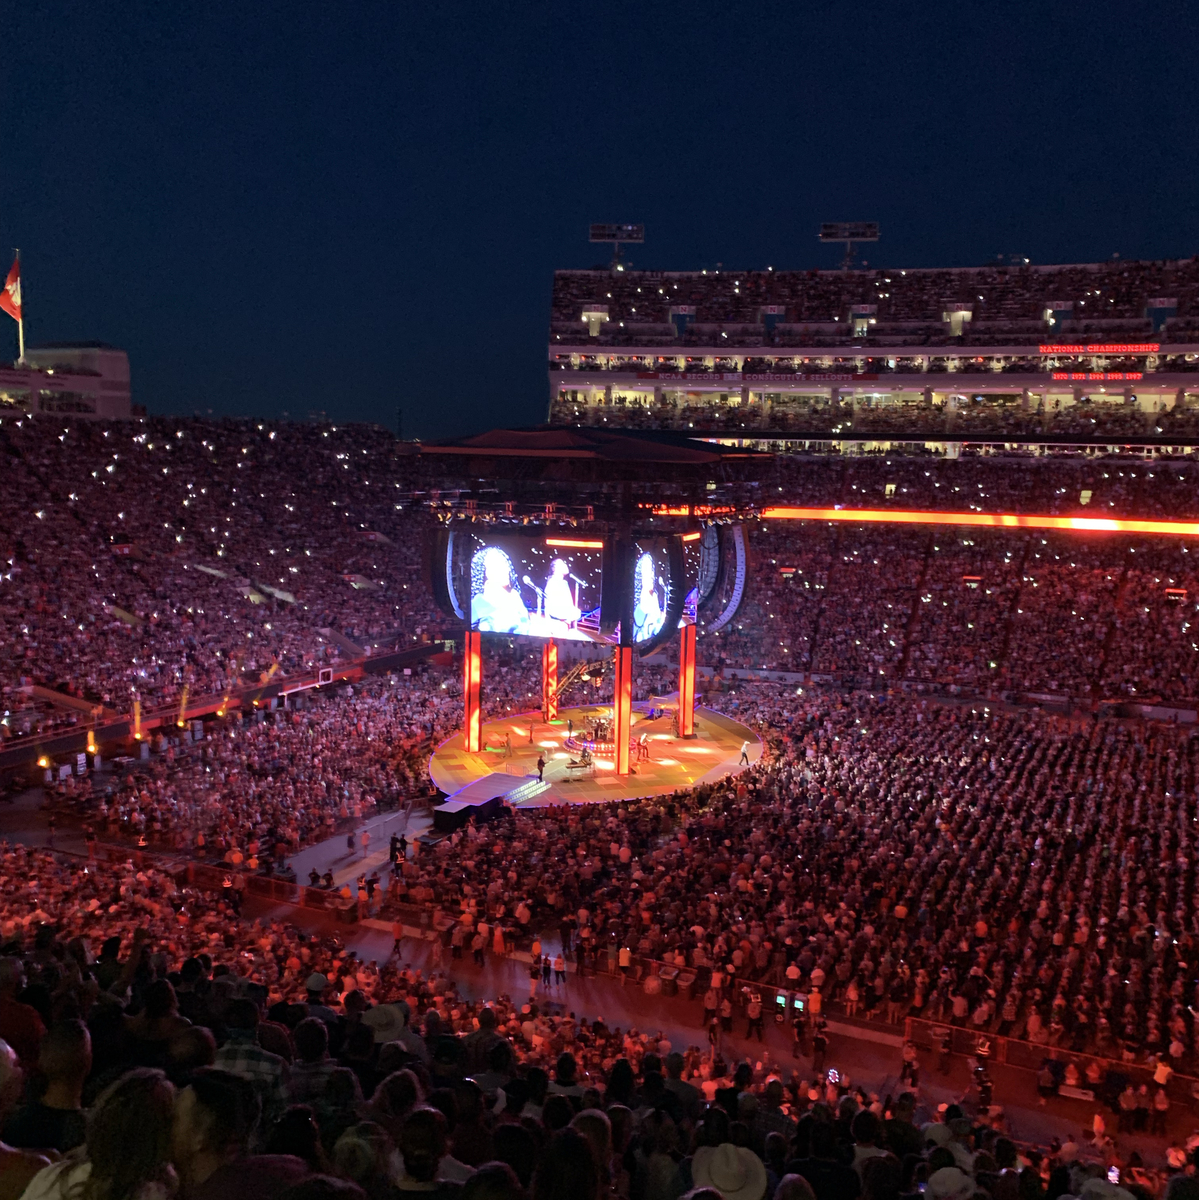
top-left (2, 1), bottom-right (1197, 439)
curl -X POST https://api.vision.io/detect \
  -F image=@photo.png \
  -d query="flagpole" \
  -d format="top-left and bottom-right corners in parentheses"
top-left (13, 250), bottom-right (22, 363)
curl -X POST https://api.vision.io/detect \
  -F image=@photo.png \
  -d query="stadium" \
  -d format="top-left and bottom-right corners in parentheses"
top-left (5, 251), bottom-right (1199, 1189)
top-left (547, 257), bottom-right (1199, 442)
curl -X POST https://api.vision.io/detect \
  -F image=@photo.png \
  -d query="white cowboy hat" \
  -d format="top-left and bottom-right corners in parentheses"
top-left (361, 1003), bottom-right (406, 1044)
top-left (927, 1167), bottom-right (976, 1200)
top-left (692, 1144), bottom-right (767, 1200)
top-left (922, 1122), bottom-right (953, 1147)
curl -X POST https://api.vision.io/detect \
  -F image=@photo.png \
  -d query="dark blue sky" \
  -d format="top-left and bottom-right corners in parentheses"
top-left (2, 1), bottom-right (1196, 438)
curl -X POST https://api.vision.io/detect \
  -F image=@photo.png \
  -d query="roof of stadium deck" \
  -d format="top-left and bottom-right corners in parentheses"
top-left (419, 426), bottom-right (762, 463)
top-left (408, 423), bottom-right (1199, 523)
top-left (415, 427), bottom-right (769, 513)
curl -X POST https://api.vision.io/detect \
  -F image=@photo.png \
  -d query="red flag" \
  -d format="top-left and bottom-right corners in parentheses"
top-left (0, 257), bottom-right (20, 323)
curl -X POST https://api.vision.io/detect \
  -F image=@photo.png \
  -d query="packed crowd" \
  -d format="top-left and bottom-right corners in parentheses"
top-left (0, 824), bottom-right (1179, 1200)
top-left (365, 687), bottom-right (1199, 1075)
top-left (11, 413), bottom-right (1199, 736)
top-left (18, 403), bottom-right (1199, 1199)
top-left (46, 649), bottom-right (677, 862)
top-left (9, 414), bottom-right (1199, 722)
top-left (6, 681), bottom-right (1199, 1194)
top-left (551, 391), bottom-right (1199, 443)
top-left (706, 522), bottom-right (1199, 706)
top-left (551, 258), bottom-right (1199, 347)
top-left (0, 416), bottom-right (448, 716)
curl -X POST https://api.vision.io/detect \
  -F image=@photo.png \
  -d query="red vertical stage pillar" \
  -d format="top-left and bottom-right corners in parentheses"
top-left (613, 645), bottom-right (633, 776)
top-left (463, 630), bottom-right (482, 753)
top-left (542, 640), bottom-right (559, 721)
top-left (678, 623), bottom-right (696, 737)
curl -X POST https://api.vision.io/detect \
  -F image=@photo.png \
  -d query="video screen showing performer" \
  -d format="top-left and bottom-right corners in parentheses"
top-left (632, 550), bottom-right (667, 643)
top-left (680, 537), bottom-right (700, 627)
top-left (468, 536), bottom-right (607, 641)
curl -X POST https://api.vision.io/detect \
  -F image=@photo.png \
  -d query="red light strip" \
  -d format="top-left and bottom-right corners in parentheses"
top-left (545, 537), bottom-right (604, 549)
top-left (760, 506), bottom-right (1199, 537)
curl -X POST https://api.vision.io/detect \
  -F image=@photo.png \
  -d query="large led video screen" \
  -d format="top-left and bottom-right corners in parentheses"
top-left (464, 534), bottom-right (609, 642)
top-left (630, 537), bottom-right (686, 649)
top-left (681, 535), bottom-right (703, 626)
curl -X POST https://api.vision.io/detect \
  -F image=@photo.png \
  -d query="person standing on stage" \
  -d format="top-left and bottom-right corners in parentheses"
top-left (543, 559), bottom-right (581, 628)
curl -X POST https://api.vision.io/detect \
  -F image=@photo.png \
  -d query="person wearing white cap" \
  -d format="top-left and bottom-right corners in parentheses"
top-left (691, 1142), bottom-right (768, 1200)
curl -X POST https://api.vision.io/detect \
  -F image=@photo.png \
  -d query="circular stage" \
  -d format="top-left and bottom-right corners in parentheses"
top-left (428, 701), bottom-right (763, 807)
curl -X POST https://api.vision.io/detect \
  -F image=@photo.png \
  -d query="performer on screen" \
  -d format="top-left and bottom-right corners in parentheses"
top-left (543, 559), bottom-right (581, 629)
top-left (472, 547), bottom-right (530, 634)
top-left (632, 551), bottom-right (665, 643)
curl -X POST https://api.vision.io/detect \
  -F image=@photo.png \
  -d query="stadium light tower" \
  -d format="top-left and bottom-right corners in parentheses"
top-left (589, 223), bottom-right (645, 271)
top-left (819, 221), bottom-right (880, 270)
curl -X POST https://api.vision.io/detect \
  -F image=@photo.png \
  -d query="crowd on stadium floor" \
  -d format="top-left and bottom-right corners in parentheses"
top-left (368, 688), bottom-right (1199, 1071)
top-left (44, 654), bottom-right (676, 862)
top-left (6, 679), bottom-right (1199, 1194)
top-left (43, 675), bottom-right (1199, 1077)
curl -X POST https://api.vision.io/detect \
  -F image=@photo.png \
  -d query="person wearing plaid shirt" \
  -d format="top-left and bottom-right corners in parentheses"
top-left (286, 1017), bottom-right (339, 1106)
top-left (211, 998), bottom-right (290, 1131)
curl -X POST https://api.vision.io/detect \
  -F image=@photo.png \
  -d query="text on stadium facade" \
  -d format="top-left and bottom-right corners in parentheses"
top-left (633, 372), bottom-right (876, 382)
top-left (1038, 343), bottom-right (1159, 354)
top-left (1051, 372), bottom-right (1143, 381)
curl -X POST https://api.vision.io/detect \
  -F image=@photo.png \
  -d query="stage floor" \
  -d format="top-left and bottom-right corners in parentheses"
top-left (428, 701), bottom-right (762, 806)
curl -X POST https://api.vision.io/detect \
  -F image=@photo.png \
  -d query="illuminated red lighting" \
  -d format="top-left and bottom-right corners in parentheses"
top-left (463, 631), bottom-right (482, 753)
top-left (678, 624), bottom-right (696, 738)
top-left (647, 504), bottom-right (736, 517)
top-left (542, 640), bottom-right (558, 721)
top-left (613, 646), bottom-right (633, 776)
top-left (681, 531), bottom-right (702, 542)
top-left (545, 537), bottom-right (603, 549)
top-left (760, 506), bottom-right (1199, 537)
top-left (1039, 343), bottom-right (1159, 354)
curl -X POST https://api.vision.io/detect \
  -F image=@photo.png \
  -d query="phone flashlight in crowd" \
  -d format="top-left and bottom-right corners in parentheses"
top-left (1108, 1169), bottom-right (1120, 1185)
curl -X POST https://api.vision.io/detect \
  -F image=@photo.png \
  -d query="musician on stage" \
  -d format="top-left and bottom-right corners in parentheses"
top-left (543, 559), bottom-right (581, 629)
top-left (633, 552), bottom-right (666, 642)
